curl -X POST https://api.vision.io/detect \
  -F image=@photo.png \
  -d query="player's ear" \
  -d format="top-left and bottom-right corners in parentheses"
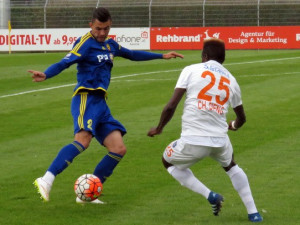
top-left (89, 21), bottom-right (93, 28)
top-left (202, 53), bottom-right (208, 62)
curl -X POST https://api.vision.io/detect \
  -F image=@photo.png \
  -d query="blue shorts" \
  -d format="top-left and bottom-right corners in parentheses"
top-left (71, 91), bottom-right (126, 145)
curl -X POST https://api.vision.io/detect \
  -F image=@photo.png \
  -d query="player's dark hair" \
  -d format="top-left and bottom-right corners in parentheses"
top-left (92, 7), bottom-right (112, 22)
top-left (202, 38), bottom-right (225, 64)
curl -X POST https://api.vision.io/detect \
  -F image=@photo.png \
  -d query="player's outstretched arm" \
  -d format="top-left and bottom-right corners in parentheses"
top-left (148, 88), bottom-right (186, 137)
top-left (162, 51), bottom-right (184, 59)
top-left (28, 70), bottom-right (47, 82)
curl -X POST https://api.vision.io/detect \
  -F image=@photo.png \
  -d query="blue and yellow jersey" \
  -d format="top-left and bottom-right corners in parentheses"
top-left (44, 32), bottom-right (163, 96)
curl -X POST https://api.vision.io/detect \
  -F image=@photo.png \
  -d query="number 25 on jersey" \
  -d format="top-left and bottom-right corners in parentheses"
top-left (197, 71), bottom-right (230, 105)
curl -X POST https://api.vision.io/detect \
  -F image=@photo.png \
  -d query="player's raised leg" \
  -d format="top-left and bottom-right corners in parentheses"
top-left (163, 157), bottom-right (224, 216)
top-left (34, 133), bottom-right (88, 202)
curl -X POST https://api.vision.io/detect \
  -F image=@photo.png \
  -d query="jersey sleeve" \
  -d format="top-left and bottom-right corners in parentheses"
top-left (113, 41), bottom-right (163, 61)
top-left (44, 34), bottom-right (90, 79)
top-left (229, 77), bottom-right (243, 108)
top-left (175, 66), bottom-right (191, 89)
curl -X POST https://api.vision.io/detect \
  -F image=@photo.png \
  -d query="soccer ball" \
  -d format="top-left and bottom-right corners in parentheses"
top-left (74, 174), bottom-right (103, 201)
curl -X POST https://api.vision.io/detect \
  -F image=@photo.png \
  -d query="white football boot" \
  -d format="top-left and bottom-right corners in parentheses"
top-left (33, 177), bottom-right (52, 202)
top-left (76, 197), bottom-right (105, 204)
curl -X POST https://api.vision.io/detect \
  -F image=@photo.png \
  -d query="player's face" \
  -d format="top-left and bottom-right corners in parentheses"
top-left (89, 19), bottom-right (111, 42)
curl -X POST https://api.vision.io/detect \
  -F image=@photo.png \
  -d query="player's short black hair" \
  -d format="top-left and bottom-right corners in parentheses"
top-left (92, 7), bottom-right (112, 22)
top-left (202, 38), bottom-right (225, 64)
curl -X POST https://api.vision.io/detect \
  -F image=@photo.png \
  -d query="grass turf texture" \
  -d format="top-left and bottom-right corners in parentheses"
top-left (0, 50), bottom-right (299, 225)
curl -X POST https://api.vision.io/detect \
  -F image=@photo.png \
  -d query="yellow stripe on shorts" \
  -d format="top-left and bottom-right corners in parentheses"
top-left (77, 92), bottom-right (88, 130)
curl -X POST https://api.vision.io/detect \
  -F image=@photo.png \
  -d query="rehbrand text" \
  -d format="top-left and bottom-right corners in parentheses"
top-left (156, 34), bottom-right (201, 43)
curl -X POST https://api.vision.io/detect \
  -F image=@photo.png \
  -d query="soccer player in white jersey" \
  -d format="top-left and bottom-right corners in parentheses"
top-left (148, 38), bottom-right (262, 222)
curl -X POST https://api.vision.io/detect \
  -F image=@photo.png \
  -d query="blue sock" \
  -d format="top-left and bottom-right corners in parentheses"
top-left (93, 152), bottom-right (123, 183)
top-left (48, 141), bottom-right (85, 176)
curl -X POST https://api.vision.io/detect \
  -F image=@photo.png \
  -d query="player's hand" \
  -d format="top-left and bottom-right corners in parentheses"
top-left (147, 127), bottom-right (162, 137)
top-left (28, 70), bottom-right (47, 82)
top-left (163, 51), bottom-right (184, 59)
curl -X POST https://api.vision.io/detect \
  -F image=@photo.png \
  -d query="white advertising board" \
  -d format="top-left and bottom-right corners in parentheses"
top-left (0, 28), bottom-right (150, 51)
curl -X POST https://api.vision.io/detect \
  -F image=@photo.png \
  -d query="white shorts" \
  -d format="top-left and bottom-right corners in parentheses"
top-left (163, 136), bottom-right (233, 169)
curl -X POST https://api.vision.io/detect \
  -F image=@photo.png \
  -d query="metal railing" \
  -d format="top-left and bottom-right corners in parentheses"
top-left (2, 0), bottom-right (300, 29)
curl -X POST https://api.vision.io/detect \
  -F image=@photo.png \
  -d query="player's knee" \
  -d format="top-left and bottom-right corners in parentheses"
top-left (162, 156), bottom-right (173, 169)
top-left (223, 159), bottom-right (236, 172)
top-left (117, 145), bottom-right (127, 156)
top-left (75, 131), bottom-right (92, 149)
top-left (75, 140), bottom-right (90, 149)
top-left (109, 144), bottom-right (127, 156)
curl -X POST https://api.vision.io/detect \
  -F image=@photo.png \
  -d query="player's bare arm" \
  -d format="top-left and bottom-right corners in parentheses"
top-left (228, 105), bottom-right (246, 131)
top-left (148, 88), bottom-right (186, 137)
top-left (28, 70), bottom-right (47, 82)
top-left (163, 51), bottom-right (184, 59)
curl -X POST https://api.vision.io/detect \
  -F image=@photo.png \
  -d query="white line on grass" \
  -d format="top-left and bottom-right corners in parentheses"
top-left (0, 83), bottom-right (76, 98)
top-left (224, 56), bottom-right (300, 66)
top-left (239, 71), bottom-right (300, 78)
top-left (113, 71), bottom-right (300, 82)
top-left (112, 78), bottom-right (176, 82)
top-left (1, 56), bottom-right (299, 99)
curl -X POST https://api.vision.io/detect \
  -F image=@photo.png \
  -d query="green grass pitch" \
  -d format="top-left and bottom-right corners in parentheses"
top-left (0, 50), bottom-right (299, 225)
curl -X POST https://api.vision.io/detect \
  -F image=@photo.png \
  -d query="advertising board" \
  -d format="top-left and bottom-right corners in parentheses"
top-left (150, 26), bottom-right (300, 50)
top-left (0, 28), bottom-right (150, 51)
top-left (0, 26), bottom-right (299, 51)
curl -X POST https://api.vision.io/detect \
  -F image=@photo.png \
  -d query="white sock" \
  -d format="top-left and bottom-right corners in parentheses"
top-left (226, 165), bottom-right (258, 214)
top-left (42, 171), bottom-right (55, 186)
top-left (167, 166), bottom-right (211, 199)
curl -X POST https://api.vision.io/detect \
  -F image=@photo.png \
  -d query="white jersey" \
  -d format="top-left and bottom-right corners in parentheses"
top-left (175, 60), bottom-right (242, 142)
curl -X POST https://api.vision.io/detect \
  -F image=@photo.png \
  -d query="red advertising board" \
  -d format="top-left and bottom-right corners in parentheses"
top-left (150, 26), bottom-right (300, 50)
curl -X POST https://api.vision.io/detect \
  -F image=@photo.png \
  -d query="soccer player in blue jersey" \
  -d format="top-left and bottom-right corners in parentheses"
top-left (29, 7), bottom-right (184, 204)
